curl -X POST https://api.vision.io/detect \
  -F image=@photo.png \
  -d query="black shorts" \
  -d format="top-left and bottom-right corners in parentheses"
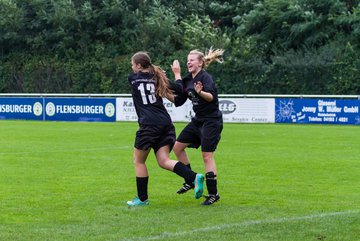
top-left (177, 117), bottom-right (223, 152)
top-left (135, 124), bottom-right (176, 153)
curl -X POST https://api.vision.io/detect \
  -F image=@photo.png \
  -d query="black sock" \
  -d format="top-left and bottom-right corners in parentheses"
top-left (184, 164), bottom-right (192, 183)
top-left (206, 172), bottom-right (217, 195)
top-left (136, 176), bottom-right (148, 201)
top-left (173, 162), bottom-right (196, 185)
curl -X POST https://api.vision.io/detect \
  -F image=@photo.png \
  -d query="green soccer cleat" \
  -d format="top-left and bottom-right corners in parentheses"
top-left (126, 197), bottom-right (149, 207)
top-left (194, 174), bottom-right (204, 199)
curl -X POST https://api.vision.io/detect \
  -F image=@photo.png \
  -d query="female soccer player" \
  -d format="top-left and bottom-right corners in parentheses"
top-left (169, 48), bottom-right (224, 205)
top-left (126, 51), bottom-right (204, 207)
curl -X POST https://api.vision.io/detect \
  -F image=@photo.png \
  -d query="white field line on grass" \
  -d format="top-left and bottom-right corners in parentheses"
top-left (0, 146), bottom-right (131, 156)
top-left (123, 210), bottom-right (360, 241)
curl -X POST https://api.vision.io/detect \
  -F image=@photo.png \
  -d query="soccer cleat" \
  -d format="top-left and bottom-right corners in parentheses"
top-left (201, 193), bottom-right (220, 205)
top-left (126, 197), bottom-right (149, 207)
top-left (176, 183), bottom-right (194, 194)
top-left (194, 174), bottom-right (204, 199)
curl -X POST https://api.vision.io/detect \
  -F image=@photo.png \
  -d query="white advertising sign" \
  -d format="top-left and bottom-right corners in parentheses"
top-left (219, 98), bottom-right (275, 123)
top-left (163, 98), bottom-right (193, 122)
top-left (116, 97), bottom-right (193, 122)
top-left (117, 97), bottom-right (275, 123)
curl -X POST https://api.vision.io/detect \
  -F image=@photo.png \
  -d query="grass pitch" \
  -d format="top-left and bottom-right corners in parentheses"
top-left (0, 121), bottom-right (359, 240)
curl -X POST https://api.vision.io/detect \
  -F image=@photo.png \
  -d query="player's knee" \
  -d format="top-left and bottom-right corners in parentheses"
top-left (201, 152), bottom-right (213, 162)
top-left (133, 157), bottom-right (141, 165)
top-left (156, 157), bottom-right (170, 169)
top-left (157, 161), bottom-right (166, 169)
top-left (172, 143), bottom-right (183, 155)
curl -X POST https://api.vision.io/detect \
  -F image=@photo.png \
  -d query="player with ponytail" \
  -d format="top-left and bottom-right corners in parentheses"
top-left (169, 47), bottom-right (224, 205)
top-left (126, 51), bottom-right (204, 207)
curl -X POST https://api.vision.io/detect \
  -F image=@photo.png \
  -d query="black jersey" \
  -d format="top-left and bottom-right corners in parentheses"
top-left (128, 71), bottom-right (172, 125)
top-left (174, 70), bottom-right (222, 119)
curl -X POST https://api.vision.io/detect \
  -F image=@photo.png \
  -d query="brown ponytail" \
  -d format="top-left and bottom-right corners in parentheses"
top-left (132, 51), bottom-right (172, 98)
top-left (150, 65), bottom-right (172, 98)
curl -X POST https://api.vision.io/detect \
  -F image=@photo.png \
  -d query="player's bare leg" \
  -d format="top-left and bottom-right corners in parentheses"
top-left (127, 148), bottom-right (150, 207)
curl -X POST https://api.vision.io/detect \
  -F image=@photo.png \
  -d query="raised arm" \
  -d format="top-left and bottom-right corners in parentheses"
top-left (171, 60), bottom-right (182, 81)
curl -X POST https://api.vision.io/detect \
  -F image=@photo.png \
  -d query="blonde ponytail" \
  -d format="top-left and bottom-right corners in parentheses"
top-left (189, 47), bottom-right (225, 68)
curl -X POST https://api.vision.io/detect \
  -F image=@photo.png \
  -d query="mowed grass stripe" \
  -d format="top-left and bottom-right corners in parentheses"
top-left (123, 209), bottom-right (360, 241)
top-left (0, 146), bottom-right (131, 156)
top-left (0, 121), bottom-right (359, 240)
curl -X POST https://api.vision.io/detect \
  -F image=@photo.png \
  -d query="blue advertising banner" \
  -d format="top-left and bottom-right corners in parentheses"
top-left (44, 98), bottom-right (116, 122)
top-left (275, 99), bottom-right (360, 124)
top-left (0, 97), bottom-right (43, 120)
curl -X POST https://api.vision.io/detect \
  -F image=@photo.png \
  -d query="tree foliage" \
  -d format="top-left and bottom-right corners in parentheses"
top-left (0, 0), bottom-right (359, 94)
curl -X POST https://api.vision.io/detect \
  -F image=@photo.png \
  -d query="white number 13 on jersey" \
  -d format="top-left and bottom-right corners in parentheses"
top-left (138, 83), bottom-right (156, 105)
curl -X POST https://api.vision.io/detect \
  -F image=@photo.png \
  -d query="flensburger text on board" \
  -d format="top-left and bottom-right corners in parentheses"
top-left (0, 104), bottom-right (32, 113)
top-left (56, 105), bottom-right (104, 114)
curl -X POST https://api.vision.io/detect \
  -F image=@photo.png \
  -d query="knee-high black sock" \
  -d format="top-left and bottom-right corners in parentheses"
top-left (206, 172), bottom-right (217, 195)
top-left (184, 164), bottom-right (192, 183)
top-left (136, 176), bottom-right (148, 201)
top-left (173, 162), bottom-right (196, 184)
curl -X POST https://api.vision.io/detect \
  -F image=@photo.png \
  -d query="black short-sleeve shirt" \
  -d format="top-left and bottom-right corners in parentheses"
top-left (174, 70), bottom-right (222, 119)
top-left (128, 71), bottom-right (172, 125)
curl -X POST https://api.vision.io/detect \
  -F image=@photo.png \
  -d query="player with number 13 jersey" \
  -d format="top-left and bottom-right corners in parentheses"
top-left (128, 72), bottom-right (172, 125)
top-left (126, 52), bottom-right (204, 207)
